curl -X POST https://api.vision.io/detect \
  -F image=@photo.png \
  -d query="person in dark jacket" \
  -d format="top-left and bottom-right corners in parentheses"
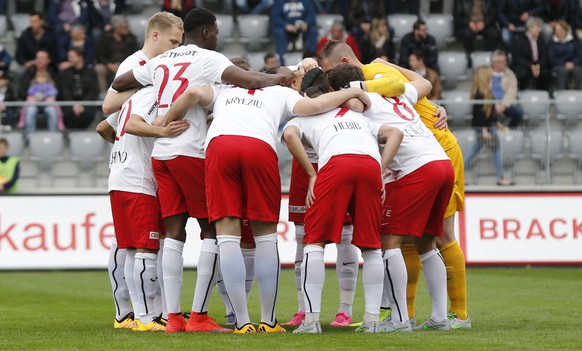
top-left (271, 0), bottom-right (318, 66)
top-left (454, 0), bottom-right (500, 57)
top-left (510, 16), bottom-right (550, 90)
top-left (569, 0), bottom-right (582, 41)
top-left (497, 0), bottom-right (544, 46)
top-left (15, 11), bottom-right (58, 71)
top-left (548, 20), bottom-right (582, 89)
top-left (399, 19), bottom-right (439, 72)
top-left (59, 47), bottom-right (99, 129)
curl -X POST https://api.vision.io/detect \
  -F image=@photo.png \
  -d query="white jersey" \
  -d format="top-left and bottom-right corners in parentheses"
top-left (133, 44), bottom-right (234, 159)
top-left (108, 86), bottom-right (158, 196)
top-left (364, 84), bottom-right (449, 182)
top-left (206, 85), bottom-right (302, 151)
top-left (283, 108), bottom-right (381, 170)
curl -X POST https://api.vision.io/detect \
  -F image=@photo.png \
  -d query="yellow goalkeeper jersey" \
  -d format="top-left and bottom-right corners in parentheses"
top-left (362, 63), bottom-right (458, 151)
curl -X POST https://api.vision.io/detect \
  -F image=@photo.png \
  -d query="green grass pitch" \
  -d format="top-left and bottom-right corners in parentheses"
top-left (0, 268), bottom-right (581, 350)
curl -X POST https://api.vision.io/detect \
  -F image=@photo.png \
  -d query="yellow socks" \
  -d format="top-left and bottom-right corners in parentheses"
top-left (439, 240), bottom-right (468, 320)
top-left (401, 243), bottom-right (421, 319)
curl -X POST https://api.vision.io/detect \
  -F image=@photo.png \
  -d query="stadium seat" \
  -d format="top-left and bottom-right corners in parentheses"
top-left (69, 131), bottom-right (106, 186)
top-left (11, 13), bottom-right (29, 39)
top-left (530, 129), bottom-right (564, 167)
top-left (425, 14), bottom-right (454, 50)
top-left (246, 52), bottom-right (267, 71)
top-left (216, 14), bottom-right (235, 51)
top-left (541, 22), bottom-right (553, 44)
top-left (28, 131), bottom-right (65, 186)
top-left (438, 51), bottom-right (468, 90)
top-left (387, 14), bottom-right (418, 43)
top-left (470, 51), bottom-right (492, 69)
top-left (518, 90), bottom-right (550, 127)
top-left (567, 129), bottom-right (582, 183)
top-left (0, 15), bottom-right (7, 39)
top-left (238, 15), bottom-right (270, 51)
top-left (442, 90), bottom-right (471, 127)
top-left (127, 14), bottom-right (149, 46)
top-left (454, 128), bottom-right (477, 183)
top-left (284, 52), bottom-right (304, 67)
top-left (316, 14), bottom-right (343, 39)
top-left (554, 90), bottom-right (582, 126)
top-left (0, 131), bottom-right (25, 157)
top-left (499, 129), bottom-right (525, 167)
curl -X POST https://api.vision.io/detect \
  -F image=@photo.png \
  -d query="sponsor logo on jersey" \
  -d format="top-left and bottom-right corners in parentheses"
top-left (149, 232), bottom-right (160, 240)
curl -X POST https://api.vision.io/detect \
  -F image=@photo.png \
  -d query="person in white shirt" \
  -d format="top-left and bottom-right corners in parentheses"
top-left (282, 68), bottom-right (404, 334)
top-left (95, 11), bottom-right (184, 331)
top-left (156, 58), bottom-right (372, 334)
top-left (327, 62), bottom-right (454, 332)
top-left (110, 8), bottom-right (294, 334)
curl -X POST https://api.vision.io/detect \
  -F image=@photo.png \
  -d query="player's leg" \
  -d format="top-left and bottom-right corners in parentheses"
top-left (402, 237), bottom-right (421, 323)
top-left (241, 220), bottom-right (256, 301)
top-left (294, 243), bottom-right (325, 334)
top-left (331, 223), bottom-right (358, 327)
top-left (108, 237), bottom-right (133, 328)
top-left (282, 223), bottom-right (306, 326)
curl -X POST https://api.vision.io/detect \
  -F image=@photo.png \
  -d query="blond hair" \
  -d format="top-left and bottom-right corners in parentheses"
top-left (471, 66), bottom-right (493, 118)
top-left (371, 18), bottom-right (390, 44)
top-left (146, 12), bottom-right (184, 38)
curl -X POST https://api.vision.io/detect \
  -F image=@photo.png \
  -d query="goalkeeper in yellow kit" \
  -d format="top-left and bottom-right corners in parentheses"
top-left (315, 40), bottom-right (470, 329)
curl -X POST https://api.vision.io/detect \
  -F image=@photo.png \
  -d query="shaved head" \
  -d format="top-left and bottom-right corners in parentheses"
top-left (317, 41), bottom-right (360, 72)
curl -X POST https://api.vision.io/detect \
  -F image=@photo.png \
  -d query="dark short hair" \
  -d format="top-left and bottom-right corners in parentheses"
top-left (327, 63), bottom-right (365, 91)
top-left (30, 11), bottom-right (44, 20)
top-left (413, 19), bottom-right (425, 31)
top-left (184, 8), bottom-right (216, 35)
top-left (300, 68), bottom-right (329, 97)
top-left (230, 57), bottom-right (251, 71)
top-left (69, 46), bottom-right (84, 57)
top-left (410, 49), bottom-right (424, 61)
top-left (264, 52), bottom-right (277, 62)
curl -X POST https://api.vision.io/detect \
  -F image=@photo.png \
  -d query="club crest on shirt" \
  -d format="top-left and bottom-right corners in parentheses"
top-left (373, 73), bottom-right (383, 80)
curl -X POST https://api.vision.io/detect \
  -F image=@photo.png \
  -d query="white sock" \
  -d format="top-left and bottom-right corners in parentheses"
top-left (163, 238), bottom-right (184, 314)
top-left (421, 249), bottom-right (448, 322)
top-left (242, 248), bottom-right (256, 300)
top-left (294, 225), bottom-right (305, 312)
top-left (191, 238), bottom-right (219, 314)
top-left (154, 239), bottom-right (166, 319)
top-left (108, 238), bottom-right (132, 320)
top-left (216, 269), bottom-right (234, 316)
top-left (134, 252), bottom-right (158, 324)
top-left (254, 234), bottom-right (280, 325)
top-left (362, 249), bottom-right (383, 323)
top-left (381, 277), bottom-right (390, 309)
top-left (217, 235), bottom-right (250, 327)
top-left (336, 225), bottom-right (358, 316)
top-left (302, 245), bottom-right (324, 321)
top-left (124, 249), bottom-right (138, 312)
top-left (383, 249), bottom-right (409, 324)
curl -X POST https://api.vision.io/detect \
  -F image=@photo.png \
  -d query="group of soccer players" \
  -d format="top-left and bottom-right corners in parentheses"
top-left (97, 7), bottom-right (471, 334)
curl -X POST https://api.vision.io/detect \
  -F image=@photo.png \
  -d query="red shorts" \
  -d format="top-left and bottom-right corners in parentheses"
top-left (304, 155), bottom-right (382, 250)
top-left (152, 156), bottom-right (208, 219)
top-left (241, 218), bottom-right (255, 244)
top-left (381, 160), bottom-right (454, 237)
top-left (110, 191), bottom-right (161, 250)
top-left (288, 158), bottom-right (318, 223)
top-left (206, 136), bottom-right (281, 223)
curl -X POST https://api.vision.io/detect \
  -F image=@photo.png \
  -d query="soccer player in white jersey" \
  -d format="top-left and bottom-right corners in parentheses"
top-left (328, 63), bottom-right (455, 332)
top-left (282, 68), bottom-right (403, 334)
top-left (156, 58), bottom-right (372, 334)
top-left (111, 8), bottom-right (294, 333)
top-left (96, 11), bottom-right (184, 330)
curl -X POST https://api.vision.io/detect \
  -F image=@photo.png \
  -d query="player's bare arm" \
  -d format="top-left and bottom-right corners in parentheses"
top-left (126, 115), bottom-right (190, 138)
top-left (102, 88), bottom-right (139, 115)
top-left (111, 70), bottom-right (143, 92)
top-left (377, 125), bottom-right (404, 177)
top-left (96, 119), bottom-right (116, 144)
top-left (221, 65), bottom-right (295, 89)
top-left (293, 88), bottom-right (371, 116)
top-left (154, 86), bottom-right (215, 127)
top-left (283, 125), bottom-right (317, 207)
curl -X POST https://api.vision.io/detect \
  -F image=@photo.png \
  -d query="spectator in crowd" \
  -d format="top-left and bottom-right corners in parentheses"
top-left (262, 52), bottom-right (280, 71)
top-left (18, 51), bottom-right (59, 100)
top-left (0, 44), bottom-right (12, 77)
top-left (542, 0), bottom-right (569, 23)
top-left (490, 50), bottom-right (523, 128)
top-left (15, 11), bottom-right (58, 71)
top-left (162, 0), bottom-right (198, 19)
top-left (95, 15), bottom-right (139, 94)
top-left (464, 66), bottom-right (512, 186)
top-left (399, 19), bottom-right (439, 71)
top-left (409, 50), bottom-right (442, 99)
top-left (0, 73), bottom-right (17, 131)
top-left (58, 24), bottom-right (95, 71)
top-left (325, 0), bottom-right (349, 24)
top-left (236, 0), bottom-right (275, 14)
top-left (88, 0), bottom-right (116, 39)
top-left (347, 0), bottom-right (385, 41)
top-left (272, 0), bottom-right (318, 66)
top-left (510, 16), bottom-right (550, 90)
top-left (369, 18), bottom-right (395, 62)
top-left (0, 138), bottom-right (20, 193)
top-left (454, 0), bottom-right (500, 61)
top-left (357, 19), bottom-right (376, 64)
top-left (548, 20), bottom-right (582, 89)
top-left (569, 0), bottom-right (582, 41)
top-left (21, 71), bottom-right (60, 135)
top-left (47, 0), bottom-right (90, 59)
top-left (317, 20), bottom-right (361, 60)
top-left (497, 0), bottom-right (544, 46)
top-left (59, 47), bottom-right (99, 130)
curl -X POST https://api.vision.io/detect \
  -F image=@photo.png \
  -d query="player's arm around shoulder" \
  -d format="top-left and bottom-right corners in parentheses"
top-left (376, 124), bottom-right (404, 175)
top-left (96, 119), bottom-right (116, 144)
top-left (283, 123), bottom-right (317, 207)
top-left (292, 88), bottom-right (371, 116)
top-left (126, 115), bottom-right (189, 138)
top-left (102, 89), bottom-right (138, 115)
top-left (154, 86), bottom-right (215, 127)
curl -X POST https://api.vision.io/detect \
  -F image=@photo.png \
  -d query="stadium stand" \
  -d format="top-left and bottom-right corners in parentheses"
top-left (0, 131), bottom-right (25, 157)
top-left (215, 14), bottom-right (235, 51)
top-left (442, 90), bottom-right (471, 127)
top-left (519, 90), bottom-right (550, 128)
top-left (69, 131), bottom-right (106, 186)
top-left (237, 14), bottom-right (270, 51)
top-left (554, 90), bottom-right (582, 127)
top-left (387, 14), bottom-right (418, 44)
top-left (28, 131), bottom-right (64, 186)
top-left (127, 14), bottom-right (149, 46)
top-left (438, 51), bottom-right (468, 90)
top-left (316, 14), bottom-right (343, 39)
top-left (470, 51), bottom-right (492, 69)
top-left (425, 14), bottom-right (455, 50)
